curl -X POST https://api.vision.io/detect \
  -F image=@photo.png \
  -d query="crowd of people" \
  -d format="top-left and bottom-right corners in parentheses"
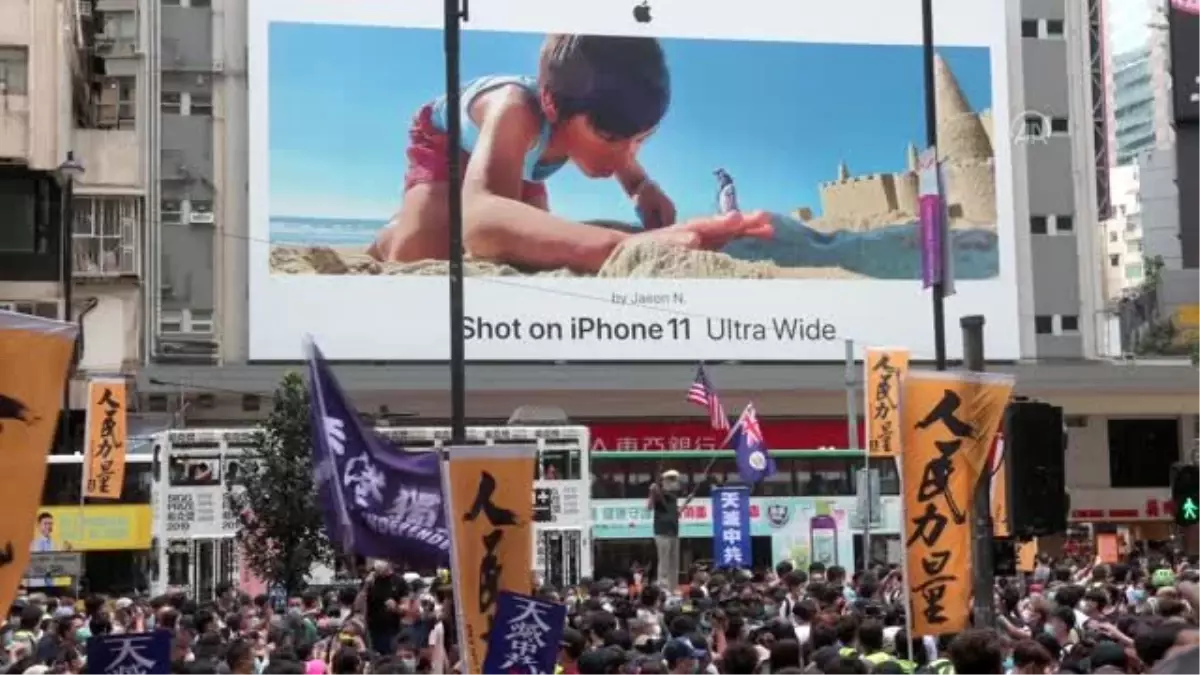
top-left (2, 551), bottom-right (1197, 674)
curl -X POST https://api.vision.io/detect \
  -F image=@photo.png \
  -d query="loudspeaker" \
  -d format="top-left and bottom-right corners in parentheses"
top-left (1003, 400), bottom-right (1068, 538)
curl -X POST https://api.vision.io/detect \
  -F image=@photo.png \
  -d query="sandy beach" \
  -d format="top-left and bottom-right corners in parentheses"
top-left (269, 239), bottom-right (868, 279)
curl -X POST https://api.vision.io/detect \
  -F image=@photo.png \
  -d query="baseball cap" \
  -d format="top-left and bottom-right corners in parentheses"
top-left (662, 638), bottom-right (701, 665)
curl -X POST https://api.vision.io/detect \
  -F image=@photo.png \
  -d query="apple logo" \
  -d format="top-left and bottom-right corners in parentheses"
top-left (633, 1), bottom-right (652, 23)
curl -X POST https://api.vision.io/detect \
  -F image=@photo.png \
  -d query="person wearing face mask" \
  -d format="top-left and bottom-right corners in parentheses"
top-left (1044, 606), bottom-right (1078, 654)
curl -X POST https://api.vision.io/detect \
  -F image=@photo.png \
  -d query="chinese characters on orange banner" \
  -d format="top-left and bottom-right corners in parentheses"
top-left (901, 370), bottom-right (1013, 635)
top-left (0, 312), bottom-right (78, 619)
top-left (445, 446), bottom-right (535, 674)
top-left (85, 379), bottom-right (128, 499)
top-left (865, 348), bottom-right (909, 457)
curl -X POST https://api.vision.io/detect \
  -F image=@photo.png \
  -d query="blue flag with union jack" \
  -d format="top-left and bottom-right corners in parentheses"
top-left (729, 403), bottom-right (775, 483)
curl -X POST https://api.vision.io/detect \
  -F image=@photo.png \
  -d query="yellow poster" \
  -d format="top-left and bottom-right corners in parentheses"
top-left (901, 369), bottom-right (1013, 636)
top-left (990, 431), bottom-right (1010, 538)
top-left (865, 348), bottom-right (909, 457)
top-left (30, 505), bottom-right (151, 552)
top-left (0, 311), bottom-right (78, 615)
top-left (444, 445), bottom-right (536, 674)
top-left (84, 378), bottom-right (128, 499)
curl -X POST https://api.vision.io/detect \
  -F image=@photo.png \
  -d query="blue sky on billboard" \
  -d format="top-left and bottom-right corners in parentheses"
top-left (267, 24), bottom-right (991, 222)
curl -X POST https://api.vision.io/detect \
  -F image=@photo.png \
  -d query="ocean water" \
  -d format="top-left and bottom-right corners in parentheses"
top-left (269, 213), bottom-right (999, 280)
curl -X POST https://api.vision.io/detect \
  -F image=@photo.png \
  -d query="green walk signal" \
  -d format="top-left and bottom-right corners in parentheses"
top-left (1182, 497), bottom-right (1199, 525)
top-left (1171, 464), bottom-right (1199, 526)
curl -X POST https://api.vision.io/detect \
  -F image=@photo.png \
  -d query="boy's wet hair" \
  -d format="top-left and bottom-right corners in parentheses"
top-left (538, 34), bottom-right (670, 139)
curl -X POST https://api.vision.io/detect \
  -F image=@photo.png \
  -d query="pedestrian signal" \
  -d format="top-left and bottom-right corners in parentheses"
top-left (1170, 463), bottom-right (1199, 526)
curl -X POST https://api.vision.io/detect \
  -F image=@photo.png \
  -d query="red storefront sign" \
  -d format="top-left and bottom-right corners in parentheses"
top-left (588, 419), bottom-right (863, 452)
top-left (1070, 498), bottom-right (1175, 522)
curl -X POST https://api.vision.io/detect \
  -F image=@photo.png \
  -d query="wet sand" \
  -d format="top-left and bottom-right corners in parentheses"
top-left (269, 239), bottom-right (868, 280)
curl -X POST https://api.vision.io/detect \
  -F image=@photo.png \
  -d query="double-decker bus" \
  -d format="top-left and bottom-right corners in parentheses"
top-left (589, 448), bottom-right (901, 577)
top-left (35, 452), bottom-right (156, 593)
top-left (152, 426), bottom-right (592, 600)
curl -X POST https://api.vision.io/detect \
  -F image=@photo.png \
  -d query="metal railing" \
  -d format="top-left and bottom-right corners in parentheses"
top-left (73, 196), bottom-right (141, 277)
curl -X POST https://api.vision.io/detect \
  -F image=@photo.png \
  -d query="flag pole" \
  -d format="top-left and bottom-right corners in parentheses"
top-left (445, 0), bottom-right (468, 446)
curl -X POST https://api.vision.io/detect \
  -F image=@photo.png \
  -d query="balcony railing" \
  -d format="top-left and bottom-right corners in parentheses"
top-left (73, 196), bottom-right (141, 278)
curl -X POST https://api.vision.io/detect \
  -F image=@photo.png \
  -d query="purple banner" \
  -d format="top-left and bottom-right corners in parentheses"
top-left (306, 338), bottom-right (451, 565)
top-left (482, 591), bottom-right (567, 674)
top-left (917, 147), bottom-right (944, 289)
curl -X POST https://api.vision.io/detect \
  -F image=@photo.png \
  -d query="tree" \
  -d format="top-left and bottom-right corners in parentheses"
top-left (227, 372), bottom-right (331, 593)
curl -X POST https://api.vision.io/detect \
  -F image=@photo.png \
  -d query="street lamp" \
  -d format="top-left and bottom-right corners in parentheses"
top-left (55, 150), bottom-right (84, 456)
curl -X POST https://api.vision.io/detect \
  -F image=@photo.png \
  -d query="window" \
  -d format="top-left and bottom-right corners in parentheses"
top-left (1110, 254), bottom-right (1121, 267)
top-left (1061, 315), bottom-right (1079, 332)
top-left (161, 92), bottom-right (182, 115)
top-left (1128, 240), bottom-right (1143, 253)
top-left (1109, 231), bottom-right (1119, 243)
top-left (1021, 20), bottom-right (1039, 38)
top-left (161, 199), bottom-right (183, 225)
top-left (1057, 215), bottom-right (1074, 232)
top-left (1108, 418), bottom-right (1179, 488)
top-left (189, 93), bottom-right (213, 116)
top-left (0, 47), bottom-right (29, 95)
top-left (1045, 20), bottom-right (1064, 36)
top-left (1125, 262), bottom-right (1143, 280)
top-left (159, 310), bottom-right (183, 334)
top-left (1051, 117), bottom-right (1070, 134)
top-left (0, 301), bottom-right (60, 319)
top-left (42, 461), bottom-right (153, 505)
top-left (188, 309), bottom-right (214, 334)
top-left (1030, 215), bottom-right (1048, 234)
top-left (190, 0), bottom-right (212, 7)
top-left (1118, 205), bottom-right (1127, 216)
top-left (1035, 315), bottom-right (1053, 334)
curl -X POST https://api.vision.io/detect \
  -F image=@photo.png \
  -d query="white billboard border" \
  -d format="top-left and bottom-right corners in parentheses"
top-left (247, 0), bottom-right (1021, 361)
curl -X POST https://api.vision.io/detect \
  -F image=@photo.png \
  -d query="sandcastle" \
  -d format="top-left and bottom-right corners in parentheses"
top-left (800, 54), bottom-right (997, 233)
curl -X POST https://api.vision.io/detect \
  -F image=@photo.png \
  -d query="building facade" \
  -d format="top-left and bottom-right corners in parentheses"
top-left (1104, 0), bottom-right (1176, 165)
top-left (0, 0), bottom-right (1195, 535)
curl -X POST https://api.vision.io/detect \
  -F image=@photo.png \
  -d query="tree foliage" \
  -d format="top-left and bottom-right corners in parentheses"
top-left (227, 372), bottom-right (330, 593)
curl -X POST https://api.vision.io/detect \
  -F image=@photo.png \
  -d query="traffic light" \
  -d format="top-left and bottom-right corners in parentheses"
top-left (1171, 463), bottom-right (1199, 526)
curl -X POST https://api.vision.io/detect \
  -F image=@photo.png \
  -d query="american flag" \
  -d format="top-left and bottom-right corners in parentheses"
top-left (687, 365), bottom-right (729, 430)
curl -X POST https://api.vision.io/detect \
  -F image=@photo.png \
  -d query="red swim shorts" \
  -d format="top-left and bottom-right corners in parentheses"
top-left (403, 104), bottom-right (548, 206)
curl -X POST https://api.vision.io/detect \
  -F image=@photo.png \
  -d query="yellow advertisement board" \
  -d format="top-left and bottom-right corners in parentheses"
top-left (31, 505), bottom-right (152, 552)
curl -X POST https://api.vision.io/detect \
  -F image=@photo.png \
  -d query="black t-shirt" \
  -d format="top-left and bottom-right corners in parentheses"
top-left (365, 574), bottom-right (409, 634)
top-left (652, 489), bottom-right (680, 537)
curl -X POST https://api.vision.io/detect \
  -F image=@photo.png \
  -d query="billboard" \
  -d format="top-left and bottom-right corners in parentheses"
top-left (248, 0), bottom-right (1019, 360)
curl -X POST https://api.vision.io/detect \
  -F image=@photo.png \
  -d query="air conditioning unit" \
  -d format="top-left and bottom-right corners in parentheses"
top-left (212, 59), bottom-right (225, 73)
top-left (188, 211), bottom-right (215, 225)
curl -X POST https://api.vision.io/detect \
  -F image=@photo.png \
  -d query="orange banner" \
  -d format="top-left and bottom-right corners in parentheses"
top-left (901, 369), bottom-right (1014, 636)
top-left (84, 378), bottom-right (128, 499)
top-left (0, 311), bottom-right (78, 616)
top-left (1017, 540), bottom-right (1038, 572)
top-left (989, 431), bottom-right (1009, 538)
top-left (444, 445), bottom-right (535, 674)
top-left (1096, 533), bottom-right (1121, 564)
top-left (865, 348), bottom-right (909, 457)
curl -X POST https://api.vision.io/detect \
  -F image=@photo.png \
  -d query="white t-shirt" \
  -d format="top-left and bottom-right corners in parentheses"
top-left (428, 620), bottom-right (447, 674)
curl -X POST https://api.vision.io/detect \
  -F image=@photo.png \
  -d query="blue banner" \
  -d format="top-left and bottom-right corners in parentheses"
top-left (481, 591), bottom-right (567, 675)
top-left (306, 338), bottom-right (451, 565)
top-left (711, 487), bottom-right (752, 569)
top-left (86, 631), bottom-right (171, 674)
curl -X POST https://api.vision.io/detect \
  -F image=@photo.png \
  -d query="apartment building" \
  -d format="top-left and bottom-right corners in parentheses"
top-left (1105, 0), bottom-right (1176, 165)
